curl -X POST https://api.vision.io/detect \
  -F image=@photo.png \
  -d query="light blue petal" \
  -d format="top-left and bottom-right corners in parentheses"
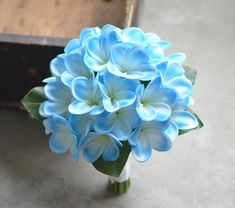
top-left (115, 90), bottom-right (136, 108)
top-left (80, 27), bottom-right (101, 45)
top-left (132, 137), bottom-right (152, 162)
top-left (100, 28), bottom-right (121, 58)
top-left (146, 131), bottom-right (172, 151)
top-left (71, 77), bottom-right (92, 101)
top-left (61, 71), bottom-right (75, 88)
top-left (167, 53), bottom-right (186, 63)
top-left (136, 103), bottom-right (157, 121)
top-left (122, 27), bottom-right (145, 43)
top-left (129, 128), bottom-right (140, 146)
top-left (136, 84), bottom-right (145, 101)
top-left (68, 101), bottom-right (93, 115)
top-left (110, 117), bottom-right (132, 141)
top-left (171, 110), bottom-right (199, 130)
top-left (86, 37), bottom-right (106, 62)
top-left (154, 103), bottom-right (171, 121)
top-left (119, 105), bottom-right (141, 129)
top-left (82, 133), bottom-right (106, 162)
top-left (168, 76), bottom-right (192, 99)
top-left (70, 143), bottom-right (79, 161)
top-left (84, 52), bottom-right (107, 72)
top-left (165, 121), bottom-right (179, 141)
top-left (107, 62), bottom-right (144, 79)
top-left (157, 40), bottom-right (172, 50)
top-left (89, 106), bottom-right (104, 115)
top-left (93, 111), bottom-right (115, 133)
top-left (42, 101), bottom-right (68, 116)
top-left (49, 132), bottom-right (73, 154)
top-left (142, 120), bottom-right (170, 131)
top-left (143, 76), bottom-right (162, 101)
top-left (102, 141), bottom-right (119, 161)
top-left (110, 43), bottom-right (130, 66)
top-left (103, 98), bottom-right (119, 112)
top-left (145, 32), bottom-right (161, 43)
top-left (43, 115), bottom-right (69, 134)
top-left (64, 39), bottom-right (81, 54)
top-left (68, 114), bottom-right (92, 139)
top-left (44, 77), bottom-right (71, 102)
top-left (103, 71), bottom-right (139, 93)
top-left (126, 46), bottom-right (150, 69)
top-left (50, 55), bottom-right (67, 76)
top-left (145, 44), bottom-right (164, 63)
top-left (162, 63), bottom-right (185, 81)
top-left (145, 88), bottom-right (176, 106)
top-left (65, 51), bottom-right (93, 77)
top-left (83, 142), bottom-right (104, 163)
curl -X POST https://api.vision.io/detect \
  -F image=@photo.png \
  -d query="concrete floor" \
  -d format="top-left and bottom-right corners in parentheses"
top-left (1, 0), bottom-right (235, 207)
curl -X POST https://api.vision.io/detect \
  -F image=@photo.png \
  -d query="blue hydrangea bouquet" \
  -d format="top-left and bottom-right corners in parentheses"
top-left (22, 24), bottom-right (203, 194)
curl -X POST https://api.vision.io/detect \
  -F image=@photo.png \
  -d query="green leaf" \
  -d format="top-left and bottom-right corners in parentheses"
top-left (178, 108), bottom-right (203, 136)
top-left (183, 65), bottom-right (197, 85)
top-left (21, 87), bottom-right (46, 122)
top-left (92, 141), bottom-right (131, 177)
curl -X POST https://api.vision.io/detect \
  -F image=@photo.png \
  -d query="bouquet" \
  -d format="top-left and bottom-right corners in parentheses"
top-left (22, 24), bottom-right (203, 194)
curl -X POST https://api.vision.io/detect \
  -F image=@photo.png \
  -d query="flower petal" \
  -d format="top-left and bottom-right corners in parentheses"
top-left (102, 141), bottom-right (119, 161)
top-left (171, 110), bottom-right (199, 130)
top-left (43, 115), bottom-right (69, 134)
top-left (168, 76), bottom-right (192, 99)
top-left (100, 28), bottom-right (121, 58)
top-left (146, 131), bottom-right (172, 151)
top-left (154, 103), bottom-right (171, 121)
top-left (84, 52), bottom-right (107, 72)
top-left (41, 101), bottom-right (68, 116)
top-left (61, 71), bottom-right (75, 88)
top-left (71, 77), bottom-right (93, 101)
top-left (122, 27), bottom-right (145, 43)
top-left (68, 101), bottom-right (93, 115)
top-left (165, 121), bottom-right (179, 141)
top-left (157, 40), bottom-right (172, 50)
top-left (64, 39), bottom-right (81, 54)
top-left (111, 117), bottom-right (132, 140)
top-left (65, 51), bottom-right (93, 77)
top-left (50, 55), bottom-right (67, 76)
top-left (49, 132), bottom-right (73, 154)
top-left (167, 53), bottom-right (186, 63)
top-left (136, 103), bottom-right (157, 121)
top-left (132, 133), bottom-right (152, 162)
top-left (86, 37), bottom-right (106, 62)
top-left (68, 114), bottom-right (92, 140)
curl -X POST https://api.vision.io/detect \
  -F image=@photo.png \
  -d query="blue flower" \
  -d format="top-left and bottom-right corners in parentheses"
top-left (93, 105), bottom-right (141, 141)
top-left (69, 77), bottom-right (104, 115)
top-left (157, 60), bottom-right (192, 99)
top-left (39, 77), bottom-right (72, 117)
top-left (129, 120), bottom-right (172, 162)
top-left (50, 54), bottom-right (67, 77)
top-left (43, 115), bottom-right (79, 161)
top-left (61, 48), bottom-right (94, 88)
top-left (64, 27), bottom-right (101, 54)
top-left (82, 132), bottom-right (121, 162)
top-left (136, 76), bottom-right (176, 121)
top-left (107, 43), bottom-right (157, 80)
top-left (84, 27), bottom-right (121, 72)
top-left (165, 98), bottom-right (199, 140)
top-left (68, 113), bottom-right (93, 145)
top-left (98, 71), bottom-right (139, 112)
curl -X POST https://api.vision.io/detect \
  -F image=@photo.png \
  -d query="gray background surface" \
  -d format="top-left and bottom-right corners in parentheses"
top-left (1, 0), bottom-right (235, 207)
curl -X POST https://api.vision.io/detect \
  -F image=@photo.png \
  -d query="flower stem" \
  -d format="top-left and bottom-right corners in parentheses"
top-left (108, 158), bottom-right (130, 194)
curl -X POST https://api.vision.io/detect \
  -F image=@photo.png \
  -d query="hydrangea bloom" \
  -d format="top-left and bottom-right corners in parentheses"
top-left (39, 24), bottom-right (199, 163)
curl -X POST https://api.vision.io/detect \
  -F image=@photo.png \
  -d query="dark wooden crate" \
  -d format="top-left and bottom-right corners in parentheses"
top-left (0, 0), bottom-right (139, 105)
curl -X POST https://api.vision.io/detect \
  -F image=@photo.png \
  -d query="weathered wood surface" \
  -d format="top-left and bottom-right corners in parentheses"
top-left (0, 0), bottom-right (139, 104)
top-left (0, 0), bottom-right (128, 38)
